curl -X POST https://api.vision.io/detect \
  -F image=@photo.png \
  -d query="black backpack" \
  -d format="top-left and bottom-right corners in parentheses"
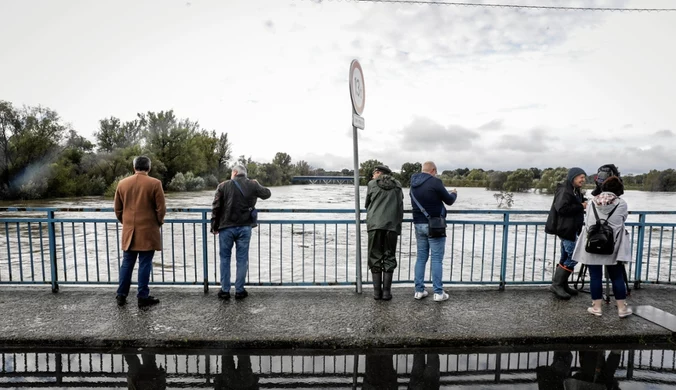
top-left (584, 203), bottom-right (619, 255)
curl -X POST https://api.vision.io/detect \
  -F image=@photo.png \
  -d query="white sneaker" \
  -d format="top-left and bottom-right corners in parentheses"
top-left (414, 291), bottom-right (429, 300)
top-left (433, 292), bottom-right (449, 302)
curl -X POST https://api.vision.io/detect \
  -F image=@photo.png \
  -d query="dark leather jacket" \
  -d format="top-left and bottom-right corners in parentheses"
top-left (211, 175), bottom-right (271, 233)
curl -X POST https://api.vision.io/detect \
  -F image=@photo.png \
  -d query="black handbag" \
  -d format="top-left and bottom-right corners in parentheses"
top-left (410, 190), bottom-right (447, 238)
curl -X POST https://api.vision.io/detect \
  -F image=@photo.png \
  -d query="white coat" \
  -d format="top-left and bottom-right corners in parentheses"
top-left (572, 193), bottom-right (632, 265)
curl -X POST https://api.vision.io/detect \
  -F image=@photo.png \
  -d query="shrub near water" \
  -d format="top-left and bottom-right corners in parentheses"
top-left (168, 172), bottom-right (205, 192)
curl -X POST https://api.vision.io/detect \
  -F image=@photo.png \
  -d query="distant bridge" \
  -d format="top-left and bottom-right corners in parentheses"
top-left (291, 176), bottom-right (364, 184)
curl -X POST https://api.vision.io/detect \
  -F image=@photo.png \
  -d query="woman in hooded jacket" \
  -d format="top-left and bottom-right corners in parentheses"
top-left (572, 176), bottom-right (632, 318)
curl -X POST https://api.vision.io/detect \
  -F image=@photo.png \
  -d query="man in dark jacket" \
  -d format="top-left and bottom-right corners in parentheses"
top-left (410, 161), bottom-right (457, 302)
top-left (365, 165), bottom-right (404, 300)
top-left (211, 164), bottom-right (271, 300)
top-left (545, 167), bottom-right (587, 300)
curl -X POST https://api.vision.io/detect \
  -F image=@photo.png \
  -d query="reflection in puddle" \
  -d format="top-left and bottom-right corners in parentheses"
top-left (0, 347), bottom-right (674, 388)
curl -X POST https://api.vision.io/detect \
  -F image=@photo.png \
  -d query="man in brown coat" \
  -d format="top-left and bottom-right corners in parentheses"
top-left (114, 156), bottom-right (166, 308)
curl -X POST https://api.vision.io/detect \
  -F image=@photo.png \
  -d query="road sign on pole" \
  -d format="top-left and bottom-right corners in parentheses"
top-left (349, 60), bottom-right (365, 116)
top-left (352, 113), bottom-right (365, 130)
top-left (349, 59), bottom-right (366, 294)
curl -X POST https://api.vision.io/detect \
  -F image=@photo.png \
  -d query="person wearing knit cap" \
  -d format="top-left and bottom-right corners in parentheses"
top-left (544, 167), bottom-right (588, 300)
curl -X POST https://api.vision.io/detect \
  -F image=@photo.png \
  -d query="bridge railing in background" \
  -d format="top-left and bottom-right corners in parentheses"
top-left (0, 208), bottom-right (674, 292)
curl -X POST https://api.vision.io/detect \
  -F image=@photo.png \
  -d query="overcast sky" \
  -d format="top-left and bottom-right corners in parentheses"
top-left (1, 0), bottom-right (675, 175)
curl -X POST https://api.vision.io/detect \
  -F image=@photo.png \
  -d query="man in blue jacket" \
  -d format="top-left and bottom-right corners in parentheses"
top-left (410, 161), bottom-right (457, 302)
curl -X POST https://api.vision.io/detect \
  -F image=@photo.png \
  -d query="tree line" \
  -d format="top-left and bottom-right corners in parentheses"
top-left (1, 100), bottom-right (675, 200)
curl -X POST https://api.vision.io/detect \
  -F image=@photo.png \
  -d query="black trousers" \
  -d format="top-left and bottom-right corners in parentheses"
top-left (367, 230), bottom-right (398, 272)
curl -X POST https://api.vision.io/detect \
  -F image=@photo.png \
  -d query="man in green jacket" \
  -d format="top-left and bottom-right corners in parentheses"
top-left (365, 165), bottom-right (404, 300)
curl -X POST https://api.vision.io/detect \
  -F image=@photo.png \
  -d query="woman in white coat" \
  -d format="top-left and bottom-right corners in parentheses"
top-left (572, 176), bottom-right (632, 318)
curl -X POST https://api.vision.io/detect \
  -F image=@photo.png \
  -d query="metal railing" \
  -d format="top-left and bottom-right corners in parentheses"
top-left (0, 208), bottom-right (674, 292)
top-left (1, 348), bottom-right (674, 388)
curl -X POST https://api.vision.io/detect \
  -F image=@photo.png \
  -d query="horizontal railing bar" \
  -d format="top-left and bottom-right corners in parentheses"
top-left (2, 207), bottom-right (676, 215)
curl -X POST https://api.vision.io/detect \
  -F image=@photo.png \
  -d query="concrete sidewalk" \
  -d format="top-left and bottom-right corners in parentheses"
top-left (0, 285), bottom-right (674, 352)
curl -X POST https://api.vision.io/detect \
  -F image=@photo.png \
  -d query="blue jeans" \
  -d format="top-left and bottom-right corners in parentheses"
top-left (588, 264), bottom-right (627, 300)
top-left (559, 239), bottom-right (578, 269)
top-left (117, 250), bottom-right (154, 298)
top-left (219, 226), bottom-right (252, 293)
top-left (414, 224), bottom-right (446, 295)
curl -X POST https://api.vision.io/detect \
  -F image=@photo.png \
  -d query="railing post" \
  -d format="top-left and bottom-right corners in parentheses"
top-left (202, 212), bottom-right (209, 294)
top-left (633, 213), bottom-right (646, 290)
top-left (499, 213), bottom-right (509, 291)
top-left (47, 210), bottom-right (59, 293)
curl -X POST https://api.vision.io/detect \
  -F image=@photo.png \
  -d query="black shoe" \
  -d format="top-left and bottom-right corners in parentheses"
top-left (218, 290), bottom-right (231, 300)
top-left (234, 290), bottom-right (248, 300)
top-left (116, 295), bottom-right (127, 306)
top-left (138, 296), bottom-right (160, 308)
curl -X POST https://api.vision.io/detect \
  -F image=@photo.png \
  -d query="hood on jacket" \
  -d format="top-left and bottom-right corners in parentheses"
top-left (410, 172), bottom-right (434, 188)
top-left (375, 174), bottom-right (400, 190)
top-left (593, 192), bottom-right (619, 207)
top-left (567, 167), bottom-right (586, 184)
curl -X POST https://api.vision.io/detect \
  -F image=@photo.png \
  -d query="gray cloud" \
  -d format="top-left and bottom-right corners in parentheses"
top-left (478, 119), bottom-right (504, 131)
top-left (655, 129), bottom-right (674, 137)
top-left (309, 140), bottom-right (671, 176)
top-left (496, 128), bottom-right (551, 153)
top-left (400, 116), bottom-right (480, 151)
top-left (301, 152), bottom-right (352, 172)
top-left (346, 0), bottom-right (629, 75)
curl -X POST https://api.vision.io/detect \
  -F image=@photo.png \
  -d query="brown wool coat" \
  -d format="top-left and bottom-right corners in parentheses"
top-left (114, 172), bottom-right (166, 251)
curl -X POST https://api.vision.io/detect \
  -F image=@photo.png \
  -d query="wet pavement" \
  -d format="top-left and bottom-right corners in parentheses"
top-left (0, 284), bottom-right (675, 352)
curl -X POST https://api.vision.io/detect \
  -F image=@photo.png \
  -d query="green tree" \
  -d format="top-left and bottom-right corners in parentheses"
top-left (486, 171), bottom-right (508, 191)
top-left (536, 167), bottom-right (568, 194)
top-left (0, 103), bottom-right (68, 198)
top-left (294, 160), bottom-right (312, 176)
top-left (359, 159), bottom-right (383, 185)
top-left (272, 152), bottom-right (293, 185)
top-left (257, 163), bottom-right (282, 186)
top-left (215, 132), bottom-right (232, 178)
top-left (466, 168), bottom-right (488, 187)
top-left (645, 169), bottom-right (676, 192)
top-left (529, 167), bottom-right (542, 180)
top-left (399, 162), bottom-right (421, 187)
top-left (504, 168), bottom-right (534, 192)
top-left (236, 155), bottom-right (260, 180)
top-left (0, 101), bottom-right (20, 192)
top-left (94, 116), bottom-right (143, 152)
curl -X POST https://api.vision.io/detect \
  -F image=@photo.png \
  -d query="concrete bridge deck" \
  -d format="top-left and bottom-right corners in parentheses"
top-left (0, 285), bottom-right (675, 353)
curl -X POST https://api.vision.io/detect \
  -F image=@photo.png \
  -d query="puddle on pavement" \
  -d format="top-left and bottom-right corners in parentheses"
top-left (1, 345), bottom-right (675, 389)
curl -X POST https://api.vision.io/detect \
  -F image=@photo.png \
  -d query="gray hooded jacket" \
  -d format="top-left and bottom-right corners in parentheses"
top-left (572, 192), bottom-right (632, 265)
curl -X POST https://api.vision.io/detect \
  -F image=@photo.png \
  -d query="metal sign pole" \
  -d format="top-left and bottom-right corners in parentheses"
top-left (349, 59), bottom-right (366, 295)
top-left (352, 114), bottom-right (363, 294)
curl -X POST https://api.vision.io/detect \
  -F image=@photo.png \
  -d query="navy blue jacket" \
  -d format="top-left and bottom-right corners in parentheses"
top-left (409, 173), bottom-right (457, 224)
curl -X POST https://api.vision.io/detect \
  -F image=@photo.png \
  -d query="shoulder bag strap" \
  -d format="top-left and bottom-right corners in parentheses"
top-left (409, 189), bottom-right (430, 219)
top-left (591, 202), bottom-right (600, 222)
top-left (232, 179), bottom-right (246, 197)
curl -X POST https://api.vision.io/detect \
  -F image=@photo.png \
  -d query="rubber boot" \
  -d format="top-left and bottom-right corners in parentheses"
top-left (588, 299), bottom-right (603, 316)
top-left (382, 272), bottom-right (393, 301)
top-left (549, 265), bottom-right (571, 300)
top-left (372, 272), bottom-right (382, 300)
top-left (561, 266), bottom-right (578, 296)
top-left (617, 299), bottom-right (633, 318)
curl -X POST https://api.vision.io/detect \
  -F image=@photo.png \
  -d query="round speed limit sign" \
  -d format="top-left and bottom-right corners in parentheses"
top-left (349, 60), bottom-right (365, 115)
